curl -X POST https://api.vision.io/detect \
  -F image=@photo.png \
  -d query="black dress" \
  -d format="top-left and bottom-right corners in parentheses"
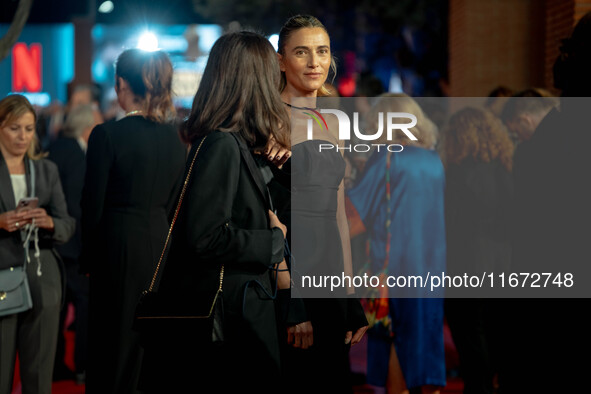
top-left (291, 140), bottom-right (346, 286)
top-left (281, 140), bottom-right (367, 393)
top-left (80, 116), bottom-right (186, 394)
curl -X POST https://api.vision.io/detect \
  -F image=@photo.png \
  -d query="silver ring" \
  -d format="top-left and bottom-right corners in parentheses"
top-left (15, 222), bottom-right (19, 228)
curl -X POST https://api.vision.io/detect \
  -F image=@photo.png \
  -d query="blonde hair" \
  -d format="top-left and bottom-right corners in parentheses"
top-left (366, 93), bottom-right (439, 149)
top-left (0, 94), bottom-right (45, 160)
top-left (63, 104), bottom-right (96, 138)
top-left (442, 107), bottom-right (514, 171)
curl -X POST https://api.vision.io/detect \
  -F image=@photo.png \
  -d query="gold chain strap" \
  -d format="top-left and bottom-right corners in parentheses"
top-left (148, 136), bottom-right (209, 292)
top-left (218, 263), bottom-right (224, 292)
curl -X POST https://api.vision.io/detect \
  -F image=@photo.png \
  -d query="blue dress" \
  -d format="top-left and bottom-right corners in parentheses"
top-left (347, 146), bottom-right (446, 389)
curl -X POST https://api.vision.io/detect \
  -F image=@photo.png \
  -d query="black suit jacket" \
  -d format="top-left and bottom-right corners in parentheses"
top-left (155, 131), bottom-right (284, 379)
top-left (512, 105), bottom-right (589, 272)
top-left (0, 152), bottom-right (75, 270)
top-left (506, 100), bottom-right (591, 391)
top-left (159, 130), bottom-right (284, 297)
top-left (47, 137), bottom-right (86, 261)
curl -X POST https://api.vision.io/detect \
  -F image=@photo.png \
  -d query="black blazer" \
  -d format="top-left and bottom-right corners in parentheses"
top-left (47, 137), bottom-right (86, 261)
top-left (0, 152), bottom-right (75, 270)
top-left (445, 158), bottom-right (513, 276)
top-left (159, 131), bottom-right (284, 294)
top-left (156, 131), bottom-right (284, 371)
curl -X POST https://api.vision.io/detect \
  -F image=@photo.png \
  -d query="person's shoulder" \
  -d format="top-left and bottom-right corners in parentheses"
top-left (207, 130), bottom-right (238, 145)
top-left (397, 145), bottom-right (442, 165)
top-left (324, 115), bottom-right (340, 144)
top-left (49, 136), bottom-right (80, 151)
top-left (146, 119), bottom-right (177, 132)
top-left (400, 146), bottom-right (444, 176)
top-left (195, 131), bottom-right (240, 156)
top-left (404, 145), bottom-right (435, 157)
top-left (95, 117), bottom-right (146, 142)
top-left (100, 117), bottom-right (150, 137)
top-left (46, 137), bottom-right (69, 156)
top-left (47, 138), bottom-right (80, 167)
top-left (537, 106), bottom-right (561, 129)
top-left (149, 121), bottom-right (185, 148)
top-left (35, 157), bottom-right (60, 176)
top-left (95, 118), bottom-right (117, 131)
top-left (88, 120), bottom-right (109, 139)
top-left (528, 107), bottom-right (560, 146)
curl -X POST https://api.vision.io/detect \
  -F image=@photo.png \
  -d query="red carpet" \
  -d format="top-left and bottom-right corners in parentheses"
top-left (11, 329), bottom-right (85, 394)
top-left (11, 304), bottom-right (463, 394)
top-left (11, 305), bottom-right (85, 394)
top-left (349, 328), bottom-right (464, 394)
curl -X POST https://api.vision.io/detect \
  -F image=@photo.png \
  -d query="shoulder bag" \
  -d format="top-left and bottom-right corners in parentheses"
top-left (133, 135), bottom-right (225, 345)
top-left (0, 160), bottom-right (37, 317)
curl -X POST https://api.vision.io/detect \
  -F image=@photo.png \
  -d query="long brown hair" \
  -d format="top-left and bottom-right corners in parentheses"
top-left (0, 94), bottom-right (44, 160)
top-left (277, 14), bottom-right (337, 96)
top-left (115, 49), bottom-right (175, 123)
top-left (182, 31), bottom-right (290, 149)
top-left (442, 107), bottom-right (514, 171)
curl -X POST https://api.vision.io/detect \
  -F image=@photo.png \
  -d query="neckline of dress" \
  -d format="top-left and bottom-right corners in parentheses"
top-left (283, 102), bottom-right (320, 111)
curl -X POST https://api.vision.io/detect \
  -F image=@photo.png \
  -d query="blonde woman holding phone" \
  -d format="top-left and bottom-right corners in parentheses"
top-left (0, 94), bottom-right (74, 394)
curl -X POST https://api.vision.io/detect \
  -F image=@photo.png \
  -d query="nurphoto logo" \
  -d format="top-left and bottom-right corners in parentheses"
top-left (306, 108), bottom-right (418, 153)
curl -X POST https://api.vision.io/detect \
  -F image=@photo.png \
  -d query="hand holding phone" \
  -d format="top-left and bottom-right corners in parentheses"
top-left (16, 198), bottom-right (54, 231)
top-left (0, 198), bottom-right (38, 232)
top-left (16, 197), bottom-right (39, 214)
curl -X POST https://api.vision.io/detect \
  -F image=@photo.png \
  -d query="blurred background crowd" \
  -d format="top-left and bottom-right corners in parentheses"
top-left (1, 1), bottom-right (591, 394)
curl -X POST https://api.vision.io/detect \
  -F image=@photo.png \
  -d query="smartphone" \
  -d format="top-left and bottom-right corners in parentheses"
top-left (16, 197), bottom-right (38, 213)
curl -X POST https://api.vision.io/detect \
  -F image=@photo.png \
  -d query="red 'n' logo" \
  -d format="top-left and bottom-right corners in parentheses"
top-left (12, 43), bottom-right (42, 92)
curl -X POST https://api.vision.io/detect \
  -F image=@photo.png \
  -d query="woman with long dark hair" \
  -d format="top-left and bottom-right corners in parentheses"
top-left (80, 48), bottom-right (186, 394)
top-left (138, 31), bottom-right (291, 393)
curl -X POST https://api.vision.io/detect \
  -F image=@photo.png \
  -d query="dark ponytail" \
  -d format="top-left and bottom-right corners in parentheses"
top-left (115, 48), bottom-right (175, 123)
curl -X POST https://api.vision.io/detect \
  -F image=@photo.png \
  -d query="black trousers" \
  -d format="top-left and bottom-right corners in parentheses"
top-left (445, 299), bottom-right (505, 394)
top-left (278, 298), bottom-right (355, 394)
top-left (54, 258), bottom-right (89, 375)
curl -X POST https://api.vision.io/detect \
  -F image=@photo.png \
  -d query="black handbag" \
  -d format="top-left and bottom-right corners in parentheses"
top-left (133, 136), bottom-right (225, 345)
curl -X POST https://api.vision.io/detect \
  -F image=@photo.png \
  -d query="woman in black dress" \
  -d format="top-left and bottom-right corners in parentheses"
top-left (273, 14), bottom-right (369, 393)
top-left (80, 49), bottom-right (186, 394)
